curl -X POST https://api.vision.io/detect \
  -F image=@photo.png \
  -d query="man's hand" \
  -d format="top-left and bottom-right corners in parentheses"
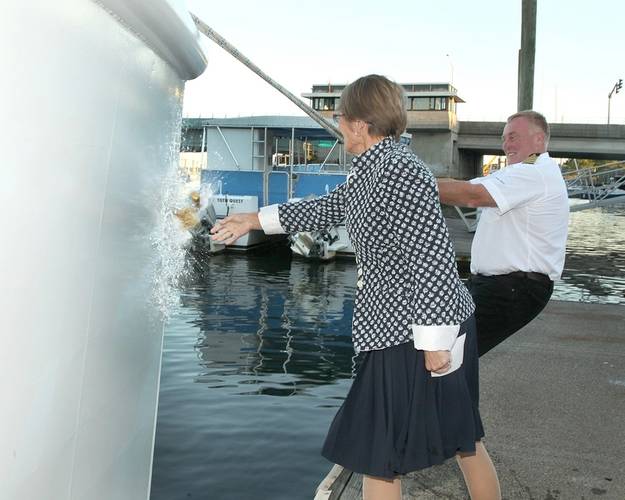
top-left (424, 350), bottom-right (452, 374)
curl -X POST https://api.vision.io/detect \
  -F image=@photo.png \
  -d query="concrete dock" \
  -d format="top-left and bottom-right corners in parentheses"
top-left (316, 300), bottom-right (625, 500)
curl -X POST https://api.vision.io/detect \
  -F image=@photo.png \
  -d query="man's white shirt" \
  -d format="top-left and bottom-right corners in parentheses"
top-left (469, 153), bottom-right (569, 280)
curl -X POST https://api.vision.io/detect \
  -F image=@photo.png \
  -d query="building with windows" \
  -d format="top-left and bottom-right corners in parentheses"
top-left (302, 82), bottom-right (465, 176)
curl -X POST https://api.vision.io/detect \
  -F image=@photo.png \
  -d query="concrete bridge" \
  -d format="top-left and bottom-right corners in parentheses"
top-left (454, 121), bottom-right (625, 179)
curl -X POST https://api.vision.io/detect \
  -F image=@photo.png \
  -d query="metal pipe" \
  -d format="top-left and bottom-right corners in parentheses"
top-left (250, 126), bottom-right (254, 169)
top-left (201, 125), bottom-right (207, 169)
top-left (191, 14), bottom-right (342, 141)
top-left (215, 125), bottom-right (240, 169)
top-left (320, 139), bottom-right (339, 172)
top-left (263, 127), bottom-right (268, 206)
top-left (290, 127), bottom-right (295, 198)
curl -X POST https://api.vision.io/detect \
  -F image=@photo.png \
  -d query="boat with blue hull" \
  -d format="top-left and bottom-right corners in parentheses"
top-left (200, 166), bottom-right (354, 258)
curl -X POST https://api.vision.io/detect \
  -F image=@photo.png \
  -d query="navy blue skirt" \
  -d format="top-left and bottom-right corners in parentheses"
top-left (321, 315), bottom-right (484, 478)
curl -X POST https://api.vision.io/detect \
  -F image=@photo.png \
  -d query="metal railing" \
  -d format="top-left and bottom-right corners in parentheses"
top-left (565, 160), bottom-right (625, 211)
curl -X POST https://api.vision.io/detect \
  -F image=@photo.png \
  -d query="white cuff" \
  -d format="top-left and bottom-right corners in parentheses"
top-left (258, 204), bottom-right (287, 234)
top-left (431, 333), bottom-right (466, 378)
top-left (412, 324), bottom-right (459, 351)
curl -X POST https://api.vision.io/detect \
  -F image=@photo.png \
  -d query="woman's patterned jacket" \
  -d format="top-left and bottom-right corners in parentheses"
top-left (259, 137), bottom-right (475, 353)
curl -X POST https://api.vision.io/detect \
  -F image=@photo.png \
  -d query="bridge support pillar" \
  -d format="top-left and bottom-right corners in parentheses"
top-left (456, 149), bottom-right (483, 179)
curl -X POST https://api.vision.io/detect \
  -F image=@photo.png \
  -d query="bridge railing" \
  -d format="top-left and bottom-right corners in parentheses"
top-left (564, 160), bottom-right (625, 203)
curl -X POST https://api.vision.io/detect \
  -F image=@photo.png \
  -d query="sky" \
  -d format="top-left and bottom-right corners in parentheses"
top-left (182, 0), bottom-right (625, 125)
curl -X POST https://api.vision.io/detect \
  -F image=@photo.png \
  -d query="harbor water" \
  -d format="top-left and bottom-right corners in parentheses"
top-left (150, 205), bottom-right (625, 500)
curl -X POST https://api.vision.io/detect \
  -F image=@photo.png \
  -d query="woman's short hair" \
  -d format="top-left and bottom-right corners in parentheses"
top-left (338, 74), bottom-right (407, 141)
top-left (507, 110), bottom-right (550, 144)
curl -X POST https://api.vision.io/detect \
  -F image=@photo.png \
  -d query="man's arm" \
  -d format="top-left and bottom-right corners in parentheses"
top-left (437, 179), bottom-right (497, 208)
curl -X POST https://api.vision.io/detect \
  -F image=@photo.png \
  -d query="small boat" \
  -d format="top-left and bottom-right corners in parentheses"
top-left (207, 193), bottom-right (273, 249)
top-left (290, 227), bottom-right (348, 260)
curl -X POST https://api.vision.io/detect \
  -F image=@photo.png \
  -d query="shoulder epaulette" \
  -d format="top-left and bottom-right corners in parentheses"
top-left (523, 153), bottom-right (539, 165)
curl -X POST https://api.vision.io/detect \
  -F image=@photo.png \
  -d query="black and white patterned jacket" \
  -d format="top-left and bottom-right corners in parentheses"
top-left (259, 137), bottom-right (475, 353)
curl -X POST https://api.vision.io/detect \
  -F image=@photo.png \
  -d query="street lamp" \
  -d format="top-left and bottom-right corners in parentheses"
top-left (607, 78), bottom-right (623, 125)
top-left (446, 54), bottom-right (454, 85)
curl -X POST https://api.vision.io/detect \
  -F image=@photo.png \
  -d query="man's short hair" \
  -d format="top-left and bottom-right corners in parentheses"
top-left (338, 74), bottom-right (407, 141)
top-left (507, 110), bottom-right (550, 144)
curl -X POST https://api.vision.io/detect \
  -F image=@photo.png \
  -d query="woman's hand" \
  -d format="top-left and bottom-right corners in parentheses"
top-left (424, 350), bottom-right (451, 374)
top-left (210, 212), bottom-right (261, 245)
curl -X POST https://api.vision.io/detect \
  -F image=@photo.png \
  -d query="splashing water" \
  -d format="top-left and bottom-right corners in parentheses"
top-left (149, 102), bottom-right (196, 321)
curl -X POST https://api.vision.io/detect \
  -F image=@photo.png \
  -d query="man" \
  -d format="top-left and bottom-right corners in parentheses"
top-left (438, 110), bottom-right (569, 356)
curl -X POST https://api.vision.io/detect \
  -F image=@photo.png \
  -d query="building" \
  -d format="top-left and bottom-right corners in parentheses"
top-left (180, 116), bottom-right (345, 171)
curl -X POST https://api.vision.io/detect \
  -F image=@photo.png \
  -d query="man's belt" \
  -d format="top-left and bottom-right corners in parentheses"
top-left (473, 271), bottom-right (552, 284)
top-left (506, 271), bottom-right (552, 284)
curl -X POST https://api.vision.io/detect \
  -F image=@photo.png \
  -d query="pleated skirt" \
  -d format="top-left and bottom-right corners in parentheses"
top-left (321, 315), bottom-right (484, 478)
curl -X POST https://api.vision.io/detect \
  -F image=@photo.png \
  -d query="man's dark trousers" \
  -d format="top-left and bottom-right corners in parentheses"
top-left (468, 272), bottom-right (554, 357)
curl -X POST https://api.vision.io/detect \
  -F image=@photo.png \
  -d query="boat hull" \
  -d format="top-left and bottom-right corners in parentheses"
top-left (0, 1), bottom-right (206, 499)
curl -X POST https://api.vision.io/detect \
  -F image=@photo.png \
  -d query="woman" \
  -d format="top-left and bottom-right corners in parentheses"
top-left (211, 75), bottom-right (500, 500)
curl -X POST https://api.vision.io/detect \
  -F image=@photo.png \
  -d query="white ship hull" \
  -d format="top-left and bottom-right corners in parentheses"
top-left (0, 2), bottom-right (206, 499)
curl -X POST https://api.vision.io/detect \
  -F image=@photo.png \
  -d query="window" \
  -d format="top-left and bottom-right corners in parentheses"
top-left (408, 96), bottom-right (449, 111)
top-left (430, 97), bottom-right (447, 110)
top-left (312, 97), bottom-right (335, 111)
top-left (410, 97), bottom-right (429, 110)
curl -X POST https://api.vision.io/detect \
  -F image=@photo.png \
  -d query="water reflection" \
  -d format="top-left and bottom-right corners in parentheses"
top-left (181, 246), bottom-right (359, 397)
top-left (554, 206), bottom-right (625, 304)
top-left (151, 246), bottom-right (361, 500)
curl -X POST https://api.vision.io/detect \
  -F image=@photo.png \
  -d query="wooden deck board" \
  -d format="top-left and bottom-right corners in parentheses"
top-left (335, 473), bottom-right (362, 500)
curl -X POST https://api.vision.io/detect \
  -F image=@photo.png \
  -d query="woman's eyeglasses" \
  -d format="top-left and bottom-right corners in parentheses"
top-left (332, 113), bottom-right (374, 128)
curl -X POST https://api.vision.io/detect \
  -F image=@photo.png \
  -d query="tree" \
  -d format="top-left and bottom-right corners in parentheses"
top-left (561, 158), bottom-right (605, 172)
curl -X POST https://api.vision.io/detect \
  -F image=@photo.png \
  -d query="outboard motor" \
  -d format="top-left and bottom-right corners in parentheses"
top-left (289, 226), bottom-right (343, 260)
